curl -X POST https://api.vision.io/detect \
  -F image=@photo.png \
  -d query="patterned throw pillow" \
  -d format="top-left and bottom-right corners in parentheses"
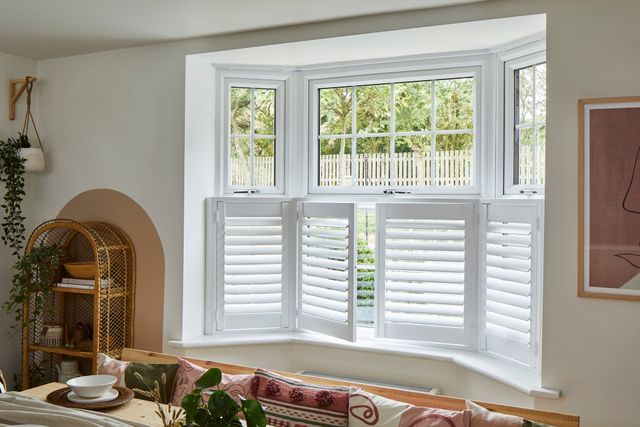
top-left (350, 387), bottom-right (471, 427)
top-left (97, 353), bottom-right (178, 404)
top-left (254, 368), bottom-right (350, 427)
top-left (466, 400), bottom-right (554, 427)
top-left (171, 357), bottom-right (255, 406)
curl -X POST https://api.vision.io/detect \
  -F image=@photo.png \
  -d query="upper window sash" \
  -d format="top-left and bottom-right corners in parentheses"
top-left (307, 67), bottom-right (481, 196)
top-left (503, 51), bottom-right (546, 195)
top-left (221, 76), bottom-right (287, 195)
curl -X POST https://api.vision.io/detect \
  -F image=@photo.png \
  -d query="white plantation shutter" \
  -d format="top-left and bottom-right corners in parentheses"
top-left (298, 202), bottom-right (356, 341)
top-left (376, 203), bottom-right (475, 346)
top-left (481, 202), bottom-right (540, 367)
top-left (214, 200), bottom-right (291, 331)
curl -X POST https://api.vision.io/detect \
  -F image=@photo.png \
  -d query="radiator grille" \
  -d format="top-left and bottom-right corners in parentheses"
top-left (298, 371), bottom-right (440, 395)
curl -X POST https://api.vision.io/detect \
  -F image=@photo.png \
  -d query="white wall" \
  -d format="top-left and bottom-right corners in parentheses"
top-left (15, 0), bottom-right (640, 425)
top-left (0, 52), bottom-right (37, 389)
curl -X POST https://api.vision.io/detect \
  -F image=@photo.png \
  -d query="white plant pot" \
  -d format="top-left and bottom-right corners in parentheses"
top-left (20, 148), bottom-right (45, 173)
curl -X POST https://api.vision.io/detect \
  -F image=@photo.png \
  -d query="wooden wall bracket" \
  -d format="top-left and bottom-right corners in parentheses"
top-left (9, 76), bottom-right (37, 121)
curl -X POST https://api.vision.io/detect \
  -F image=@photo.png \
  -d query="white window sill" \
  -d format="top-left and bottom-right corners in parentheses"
top-left (167, 332), bottom-right (560, 400)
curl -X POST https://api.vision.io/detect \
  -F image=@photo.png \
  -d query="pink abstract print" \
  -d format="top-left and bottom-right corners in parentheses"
top-left (254, 368), bottom-right (350, 427)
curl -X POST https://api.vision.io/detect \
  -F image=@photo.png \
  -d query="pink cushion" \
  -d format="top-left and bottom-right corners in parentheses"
top-left (465, 400), bottom-right (523, 427)
top-left (254, 368), bottom-right (350, 427)
top-left (171, 358), bottom-right (254, 407)
top-left (350, 388), bottom-right (470, 427)
top-left (97, 353), bottom-right (129, 387)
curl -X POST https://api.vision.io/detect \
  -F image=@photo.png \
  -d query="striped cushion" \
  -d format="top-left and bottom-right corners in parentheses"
top-left (254, 368), bottom-right (349, 427)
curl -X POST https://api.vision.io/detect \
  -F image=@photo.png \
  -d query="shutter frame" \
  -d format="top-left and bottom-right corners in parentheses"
top-left (376, 202), bottom-right (475, 347)
top-left (213, 199), bottom-right (291, 332)
top-left (297, 202), bottom-right (357, 341)
top-left (480, 201), bottom-right (541, 367)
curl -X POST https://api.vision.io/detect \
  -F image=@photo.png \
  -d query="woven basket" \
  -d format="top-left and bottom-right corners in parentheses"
top-left (64, 262), bottom-right (96, 279)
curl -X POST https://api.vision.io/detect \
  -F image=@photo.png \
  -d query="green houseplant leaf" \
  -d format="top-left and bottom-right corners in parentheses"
top-left (194, 367), bottom-right (222, 390)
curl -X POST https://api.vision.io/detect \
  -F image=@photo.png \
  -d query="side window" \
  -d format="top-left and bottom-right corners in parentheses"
top-left (224, 80), bottom-right (285, 193)
top-left (313, 74), bottom-right (476, 194)
top-left (504, 54), bottom-right (546, 194)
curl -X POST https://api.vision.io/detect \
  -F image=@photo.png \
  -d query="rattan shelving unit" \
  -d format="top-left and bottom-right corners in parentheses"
top-left (21, 219), bottom-right (135, 390)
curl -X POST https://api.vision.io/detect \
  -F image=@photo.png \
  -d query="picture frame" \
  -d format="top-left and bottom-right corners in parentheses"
top-left (579, 96), bottom-right (640, 300)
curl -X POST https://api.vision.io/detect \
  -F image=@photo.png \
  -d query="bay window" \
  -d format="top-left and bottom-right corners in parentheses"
top-left (208, 48), bottom-right (544, 370)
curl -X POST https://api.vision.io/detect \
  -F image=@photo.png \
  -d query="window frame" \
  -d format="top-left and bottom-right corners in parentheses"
top-left (219, 71), bottom-right (288, 195)
top-left (503, 50), bottom-right (547, 195)
top-left (306, 67), bottom-right (482, 196)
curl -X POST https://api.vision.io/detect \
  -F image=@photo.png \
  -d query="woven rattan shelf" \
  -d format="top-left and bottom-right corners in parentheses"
top-left (21, 219), bottom-right (135, 390)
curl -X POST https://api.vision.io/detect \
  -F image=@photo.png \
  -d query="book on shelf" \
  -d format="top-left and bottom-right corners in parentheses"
top-left (57, 278), bottom-right (111, 290)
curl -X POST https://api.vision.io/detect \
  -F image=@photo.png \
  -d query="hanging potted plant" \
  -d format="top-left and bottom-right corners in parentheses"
top-left (0, 131), bottom-right (59, 330)
top-left (17, 77), bottom-right (45, 173)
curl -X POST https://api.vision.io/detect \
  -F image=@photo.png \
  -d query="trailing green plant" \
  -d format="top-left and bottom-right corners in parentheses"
top-left (0, 134), bottom-right (29, 257)
top-left (1, 245), bottom-right (63, 329)
top-left (181, 368), bottom-right (266, 427)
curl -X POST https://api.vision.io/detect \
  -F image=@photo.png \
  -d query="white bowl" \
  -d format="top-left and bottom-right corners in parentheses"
top-left (66, 375), bottom-right (117, 398)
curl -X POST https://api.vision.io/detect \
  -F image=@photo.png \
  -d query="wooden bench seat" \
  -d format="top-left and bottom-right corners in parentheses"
top-left (120, 348), bottom-right (579, 427)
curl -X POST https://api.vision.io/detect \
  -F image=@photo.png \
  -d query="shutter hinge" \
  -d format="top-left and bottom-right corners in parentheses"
top-left (536, 216), bottom-right (541, 231)
top-left (215, 209), bottom-right (221, 223)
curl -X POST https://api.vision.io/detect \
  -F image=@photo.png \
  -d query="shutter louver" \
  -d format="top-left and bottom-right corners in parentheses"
top-left (215, 200), bottom-right (290, 331)
top-left (482, 202), bottom-right (539, 367)
top-left (377, 203), bottom-right (474, 346)
top-left (298, 203), bottom-right (356, 341)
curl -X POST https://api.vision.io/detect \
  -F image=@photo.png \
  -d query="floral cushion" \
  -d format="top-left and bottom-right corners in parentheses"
top-left (97, 353), bottom-right (178, 404)
top-left (350, 388), bottom-right (471, 427)
top-left (253, 368), bottom-right (350, 427)
top-left (171, 357), bottom-right (255, 406)
top-left (466, 401), bottom-right (554, 427)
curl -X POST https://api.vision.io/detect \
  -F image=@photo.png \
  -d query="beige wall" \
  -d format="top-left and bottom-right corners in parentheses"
top-left (0, 52), bottom-right (37, 388)
top-left (0, 0), bottom-right (633, 424)
top-left (57, 189), bottom-right (164, 352)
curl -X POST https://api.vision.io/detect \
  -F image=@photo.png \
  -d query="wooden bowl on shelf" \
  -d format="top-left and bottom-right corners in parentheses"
top-left (63, 262), bottom-right (96, 279)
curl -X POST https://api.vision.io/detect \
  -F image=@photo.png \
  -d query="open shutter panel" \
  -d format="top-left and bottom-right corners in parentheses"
top-left (215, 200), bottom-right (290, 331)
top-left (482, 202), bottom-right (539, 367)
top-left (376, 203), bottom-right (474, 346)
top-left (298, 202), bottom-right (356, 341)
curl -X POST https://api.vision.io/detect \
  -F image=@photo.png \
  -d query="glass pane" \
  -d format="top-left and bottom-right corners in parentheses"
top-left (435, 133), bottom-right (473, 186)
top-left (395, 81), bottom-right (431, 132)
top-left (254, 89), bottom-right (276, 135)
top-left (517, 127), bottom-right (534, 185)
top-left (394, 136), bottom-right (431, 186)
top-left (535, 63), bottom-right (546, 123)
top-left (517, 66), bottom-right (534, 125)
top-left (254, 138), bottom-right (275, 187)
top-left (356, 137), bottom-right (391, 186)
top-left (356, 84), bottom-right (391, 134)
top-left (319, 87), bottom-right (352, 135)
top-left (535, 124), bottom-right (546, 185)
top-left (230, 137), bottom-right (251, 187)
top-left (230, 87), bottom-right (251, 135)
top-left (435, 78), bottom-right (473, 130)
top-left (357, 204), bottom-right (376, 327)
top-left (319, 137), bottom-right (352, 187)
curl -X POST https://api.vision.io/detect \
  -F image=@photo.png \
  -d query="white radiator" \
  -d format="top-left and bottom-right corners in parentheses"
top-left (298, 370), bottom-right (440, 395)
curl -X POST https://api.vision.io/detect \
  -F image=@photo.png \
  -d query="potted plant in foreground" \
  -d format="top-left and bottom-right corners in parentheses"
top-left (146, 367), bottom-right (267, 427)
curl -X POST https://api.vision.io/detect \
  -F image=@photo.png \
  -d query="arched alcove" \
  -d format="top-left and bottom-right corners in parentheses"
top-left (57, 189), bottom-right (164, 351)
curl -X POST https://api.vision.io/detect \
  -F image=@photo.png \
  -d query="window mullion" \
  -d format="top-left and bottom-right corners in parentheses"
top-left (532, 65), bottom-right (538, 184)
top-left (430, 81), bottom-right (437, 186)
top-left (249, 88), bottom-right (255, 187)
top-left (390, 83), bottom-right (396, 187)
top-left (351, 85), bottom-right (357, 188)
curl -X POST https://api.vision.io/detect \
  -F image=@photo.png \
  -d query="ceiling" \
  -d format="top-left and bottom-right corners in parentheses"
top-left (0, 0), bottom-right (488, 60)
top-left (196, 15), bottom-right (546, 67)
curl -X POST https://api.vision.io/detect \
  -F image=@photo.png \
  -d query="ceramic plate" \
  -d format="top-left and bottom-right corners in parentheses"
top-left (67, 388), bottom-right (118, 403)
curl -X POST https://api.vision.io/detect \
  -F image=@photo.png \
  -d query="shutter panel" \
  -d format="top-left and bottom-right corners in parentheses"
top-left (377, 203), bottom-right (474, 346)
top-left (481, 202), bottom-right (540, 367)
top-left (215, 200), bottom-right (290, 331)
top-left (298, 202), bottom-right (356, 341)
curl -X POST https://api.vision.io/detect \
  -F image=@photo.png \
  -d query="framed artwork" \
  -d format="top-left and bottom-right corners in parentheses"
top-left (579, 96), bottom-right (640, 300)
